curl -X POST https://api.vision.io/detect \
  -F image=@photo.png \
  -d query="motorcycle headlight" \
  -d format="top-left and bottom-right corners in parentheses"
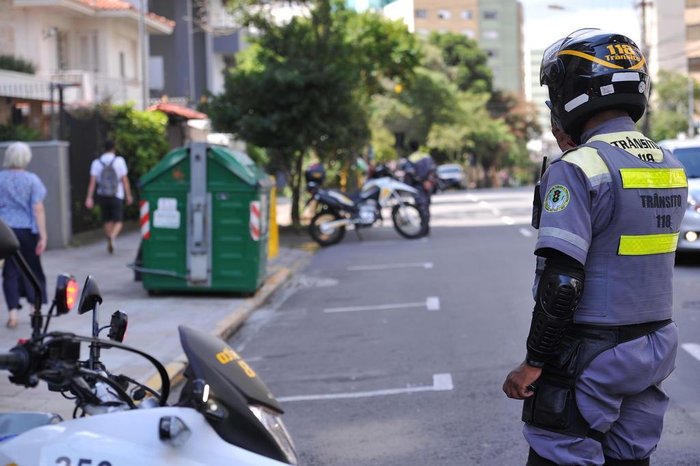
top-left (249, 405), bottom-right (298, 465)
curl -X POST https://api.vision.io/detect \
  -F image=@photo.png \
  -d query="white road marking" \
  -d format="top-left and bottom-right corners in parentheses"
top-left (519, 228), bottom-right (534, 237)
top-left (324, 297), bottom-right (440, 313)
top-left (682, 343), bottom-right (700, 362)
top-left (501, 216), bottom-right (515, 225)
top-left (347, 262), bottom-right (433, 271)
top-left (359, 237), bottom-right (430, 246)
top-left (466, 194), bottom-right (479, 202)
top-left (426, 296), bottom-right (440, 311)
top-left (278, 373), bottom-right (454, 402)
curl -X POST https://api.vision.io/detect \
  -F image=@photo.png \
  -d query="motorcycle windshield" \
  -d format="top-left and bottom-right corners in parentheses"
top-left (179, 326), bottom-right (282, 412)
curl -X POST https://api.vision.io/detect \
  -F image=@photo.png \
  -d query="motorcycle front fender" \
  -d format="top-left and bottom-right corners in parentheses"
top-left (0, 407), bottom-right (290, 466)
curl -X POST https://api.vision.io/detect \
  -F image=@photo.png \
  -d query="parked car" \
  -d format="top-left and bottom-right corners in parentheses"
top-left (436, 164), bottom-right (467, 191)
top-left (659, 138), bottom-right (700, 253)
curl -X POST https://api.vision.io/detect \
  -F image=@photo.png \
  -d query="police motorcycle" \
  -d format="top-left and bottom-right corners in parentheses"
top-left (304, 163), bottom-right (429, 246)
top-left (0, 221), bottom-right (298, 465)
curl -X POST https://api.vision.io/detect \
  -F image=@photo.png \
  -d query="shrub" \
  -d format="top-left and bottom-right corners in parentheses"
top-left (0, 124), bottom-right (41, 142)
top-left (0, 55), bottom-right (36, 74)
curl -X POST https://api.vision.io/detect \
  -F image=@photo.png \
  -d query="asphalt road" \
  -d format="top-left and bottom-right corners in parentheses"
top-left (229, 188), bottom-right (700, 466)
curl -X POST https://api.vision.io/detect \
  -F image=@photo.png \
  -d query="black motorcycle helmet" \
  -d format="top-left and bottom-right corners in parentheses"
top-left (540, 28), bottom-right (650, 142)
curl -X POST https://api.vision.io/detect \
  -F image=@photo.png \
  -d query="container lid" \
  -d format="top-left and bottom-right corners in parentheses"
top-left (140, 145), bottom-right (272, 187)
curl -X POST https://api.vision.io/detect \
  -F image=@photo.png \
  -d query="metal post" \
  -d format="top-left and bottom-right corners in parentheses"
top-left (58, 84), bottom-right (65, 140)
top-left (139, 0), bottom-right (149, 110)
top-left (49, 83), bottom-right (57, 140)
top-left (639, 0), bottom-right (652, 134)
top-left (689, 76), bottom-right (695, 138)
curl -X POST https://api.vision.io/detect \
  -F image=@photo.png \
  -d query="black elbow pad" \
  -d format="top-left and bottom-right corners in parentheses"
top-left (526, 265), bottom-right (584, 366)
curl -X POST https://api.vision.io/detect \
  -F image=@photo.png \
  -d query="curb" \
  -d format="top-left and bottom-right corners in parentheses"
top-left (144, 264), bottom-right (299, 392)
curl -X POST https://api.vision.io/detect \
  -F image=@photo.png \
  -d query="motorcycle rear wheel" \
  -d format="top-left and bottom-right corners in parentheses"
top-left (392, 204), bottom-right (428, 239)
top-left (309, 211), bottom-right (346, 246)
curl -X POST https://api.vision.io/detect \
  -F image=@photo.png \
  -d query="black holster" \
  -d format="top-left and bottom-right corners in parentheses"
top-left (522, 319), bottom-right (672, 442)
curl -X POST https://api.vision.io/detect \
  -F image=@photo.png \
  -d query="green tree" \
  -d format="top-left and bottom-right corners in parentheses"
top-left (210, 1), bottom-right (419, 225)
top-left (649, 70), bottom-right (699, 141)
top-left (427, 32), bottom-right (493, 93)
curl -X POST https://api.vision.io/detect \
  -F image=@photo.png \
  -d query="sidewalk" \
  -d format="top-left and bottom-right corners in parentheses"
top-left (0, 211), bottom-right (315, 418)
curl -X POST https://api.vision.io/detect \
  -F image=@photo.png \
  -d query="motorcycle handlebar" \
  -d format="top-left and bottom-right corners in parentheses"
top-left (0, 349), bottom-right (27, 373)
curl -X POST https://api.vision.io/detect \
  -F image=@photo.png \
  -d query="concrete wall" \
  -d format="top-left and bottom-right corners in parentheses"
top-left (0, 141), bottom-right (72, 250)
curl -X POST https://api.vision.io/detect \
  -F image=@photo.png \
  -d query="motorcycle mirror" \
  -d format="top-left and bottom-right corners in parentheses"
top-left (55, 274), bottom-right (79, 315)
top-left (107, 310), bottom-right (128, 342)
top-left (0, 220), bottom-right (20, 260)
top-left (77, 275), bottom-right (103, 315)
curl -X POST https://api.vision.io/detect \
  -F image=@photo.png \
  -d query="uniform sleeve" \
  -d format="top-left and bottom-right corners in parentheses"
top-left (535, 160), bottom-right (592, 265)
top-left (29, 174), bottom-right (47, 206)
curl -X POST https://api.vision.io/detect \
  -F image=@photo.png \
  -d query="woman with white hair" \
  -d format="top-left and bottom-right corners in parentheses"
top-left (0, 141), bottom-right (48, 329)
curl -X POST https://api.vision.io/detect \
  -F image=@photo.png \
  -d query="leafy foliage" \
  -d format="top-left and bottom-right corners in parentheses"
top-left (427, 33), bottom-right (492, 93)
top-left (648, 70), bottom-right (698, 141)
top-left (210, 1), bottom-right (419, 224)
top-left (0, 54), bottom-right (36, 74)
top-left (0, 124), bottom-right (41, 142)
top-left (108, 104), bottom-right (170, 184)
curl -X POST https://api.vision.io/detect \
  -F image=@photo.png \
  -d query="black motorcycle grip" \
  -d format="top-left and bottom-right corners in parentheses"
top-left (0, 350), bottom-right (27, 372)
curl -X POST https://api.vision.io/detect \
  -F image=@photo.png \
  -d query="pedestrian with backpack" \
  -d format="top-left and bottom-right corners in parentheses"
top-left (85, 140), bottom-right (133, 254)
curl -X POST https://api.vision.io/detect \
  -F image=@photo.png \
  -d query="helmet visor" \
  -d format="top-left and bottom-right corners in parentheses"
top-left (540, 28), bottom-right (602, 86)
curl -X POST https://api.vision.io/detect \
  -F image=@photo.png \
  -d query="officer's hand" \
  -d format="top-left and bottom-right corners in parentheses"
top-left (502, 361), bottom-right (542, 400)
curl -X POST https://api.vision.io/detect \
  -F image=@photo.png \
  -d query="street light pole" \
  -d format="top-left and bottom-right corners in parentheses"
top-left (139, 0), bottom-right (149, 110)
top-left (638, 0), bottom-right (652, 134)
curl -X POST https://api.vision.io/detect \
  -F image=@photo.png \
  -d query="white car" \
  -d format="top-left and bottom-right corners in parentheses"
top-left (659, 138), bottom-right (700, 253)
top-left (436, 164), bottom-right (467, 191)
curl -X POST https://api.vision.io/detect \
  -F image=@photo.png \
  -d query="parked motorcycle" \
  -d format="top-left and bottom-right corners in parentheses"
top-left (305, 163), bottom-right (429, 246)
top-left (0, 220), bottom-right (298, 465)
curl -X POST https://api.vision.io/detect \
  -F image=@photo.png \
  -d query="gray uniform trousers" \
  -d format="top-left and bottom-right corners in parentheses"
top-left (524, 323), bottom-right (678, 465)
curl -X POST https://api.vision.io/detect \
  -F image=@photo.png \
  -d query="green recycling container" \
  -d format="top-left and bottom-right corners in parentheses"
top-left (138, 142), bottom-right (273, 293)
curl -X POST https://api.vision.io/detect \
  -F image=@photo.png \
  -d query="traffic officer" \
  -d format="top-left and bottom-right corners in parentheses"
top-left (502, 29), bottom-right (688, 466)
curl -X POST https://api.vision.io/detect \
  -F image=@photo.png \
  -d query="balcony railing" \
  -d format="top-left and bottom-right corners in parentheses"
top-left (0, 70), bottom-right (52, 101)
top-left (0, 69), bottom-right (142, 107)
top-left (51, 70), bottom-right (142, 106)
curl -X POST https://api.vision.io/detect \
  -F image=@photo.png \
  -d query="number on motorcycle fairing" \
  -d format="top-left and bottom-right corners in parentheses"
top-left (216, 346), bottom-right (257, 378)
top-left (55, 457), bottom-right (112, 466)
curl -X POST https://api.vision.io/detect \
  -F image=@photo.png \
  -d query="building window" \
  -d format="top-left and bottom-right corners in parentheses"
top-left (689, 24), bottom-right (700, 41)
top-left (483, 10), bottom-right (498, 20)
top-left (56, 31), bottom-right (69, 71)
top-left (119, 52), bottom-right (125, 78)
top-left (438, 9), bottom-right (451, 20)
top-left (461, 10), bottom-right (472, 20)
top-left (415, 9), bottom-right (427, 19)
top-left (461, 29), bottom-right (475, 39)
top-left (483, 30), bottom-right (499, 40)
top-left (486, 49), bottom-right (498, 58)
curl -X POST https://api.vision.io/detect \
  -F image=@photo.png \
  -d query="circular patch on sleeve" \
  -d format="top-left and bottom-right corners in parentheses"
top-left (544, 184), bottom-right (570, 212)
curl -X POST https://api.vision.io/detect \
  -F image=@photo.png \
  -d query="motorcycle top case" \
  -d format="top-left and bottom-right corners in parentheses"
top-left (304, 163), bottom-right (325, 185)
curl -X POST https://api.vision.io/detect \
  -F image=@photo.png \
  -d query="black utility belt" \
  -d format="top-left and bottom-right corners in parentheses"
top-left (522, 318), bottom-right (673, 441)
top-left (570, 319), bottom-right (673, 344)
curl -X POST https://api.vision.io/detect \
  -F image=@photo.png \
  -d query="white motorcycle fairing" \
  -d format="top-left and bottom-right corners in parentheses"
top-left (362, 177), bottom-right (418, 206)
top-left (0, 407), bottom-right (290, 466)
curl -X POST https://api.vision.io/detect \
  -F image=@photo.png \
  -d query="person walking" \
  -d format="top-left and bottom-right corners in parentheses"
top-left (0, 142), bottom-right (48, 329)
top-left (502, 29), bottom-right (688, 465)
top-left (85, 140), bottom-right (133, 254)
